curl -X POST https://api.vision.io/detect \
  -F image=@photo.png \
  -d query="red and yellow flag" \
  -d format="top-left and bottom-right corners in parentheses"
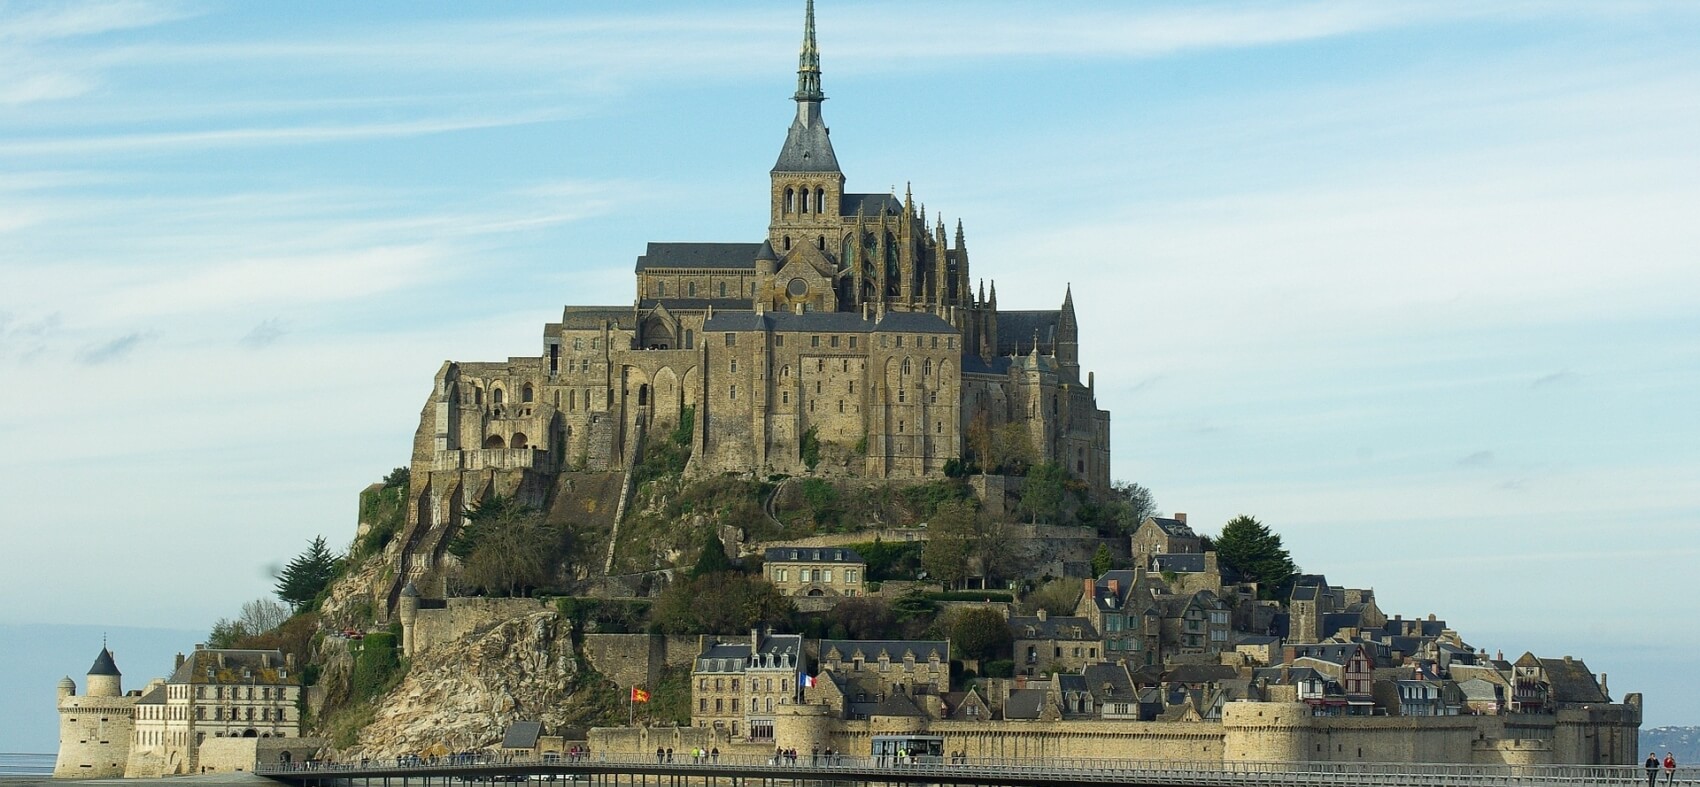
top-left (630, 687), bottom-right (650, 703)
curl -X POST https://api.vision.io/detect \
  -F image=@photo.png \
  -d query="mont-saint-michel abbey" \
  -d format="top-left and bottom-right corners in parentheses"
top-left (49, 2), bottom-right (1653, 782)
top-left (400, 3), bottom-right (1107, 599)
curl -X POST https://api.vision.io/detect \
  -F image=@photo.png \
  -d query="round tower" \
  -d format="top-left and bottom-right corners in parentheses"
top-left (398, 581), bottom-right (420, 657)
top-left (57, 676), bottom-right (76, 702)
top-left (86, 646), bottom-right (122, 697)
top-left (1221, 702), bottom-right (1311, 763)
top-left (773, 701), bottom-right (833, 754)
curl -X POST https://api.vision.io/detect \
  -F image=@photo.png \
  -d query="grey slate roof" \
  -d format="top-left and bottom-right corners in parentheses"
top-left (766, 547), bottom-right (865, 564)
top-left (634, 242), bottom-right (763, 272)
top-left (1004, 688), bottom-right (1050, 720)
top-left (1537, 657), bottom-right (1607, 703)
top-left (1081, 663), bottom-right (1137, 703)
top-left (1152, 553), bottom-right (1206, 573)
top-left (136, 683), bottom-right (166, 705)
top-left (88, 647), bottom-right (120, 676)
top-left (696, 642), bottom-right (753, 672)
top-left (559, 307), bottom-right (636, 331)
top-left (841, 193), bottom-right (901, 216)
top-left (773, 105), bottom-right (840, 173)
top-left (502, 721), bottom-right (543, 749)
top-left (638, 298), bottom-right (729, 312)
top-left (1008, 615), bottom-right (1099, 641)
top-left (1146, 517), bottom-right (1198, 538)
top-left (995, 310), bottom-right (1061, 354)
top-left (168, 648), bottom-right (294, 686)
top-left (960, 356), bottom-right (1013, 376)
top-left (847, 692), bottom-right (926, 718)
top-left (821, 639), bottom-right (948, 664)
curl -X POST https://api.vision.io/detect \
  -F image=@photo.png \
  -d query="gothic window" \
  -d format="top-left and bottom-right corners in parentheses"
top-left (923, 359), bottom-right (931, 376)
top-left (816, 188), bottom-right (825, 212)
top-left (901, 359), bottom-right (911, 375)
top-left (801, 188), bottom-right (810, 213)
top-left (785, 188), bottom-right (795, 213)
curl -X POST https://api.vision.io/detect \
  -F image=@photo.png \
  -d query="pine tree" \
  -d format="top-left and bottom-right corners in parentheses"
top-left (275, 536), bottom-right (341, 611)
top-left (1213, 516), bottom-right (1299, 599)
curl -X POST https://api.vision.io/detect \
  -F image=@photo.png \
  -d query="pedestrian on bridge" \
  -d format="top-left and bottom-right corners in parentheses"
top-left (1649, 753), bottom-right (1663, 787)
top-left (710, 747), bottom-right (719, 763)
top-left (1665, 752), bottom-right (1677, 785)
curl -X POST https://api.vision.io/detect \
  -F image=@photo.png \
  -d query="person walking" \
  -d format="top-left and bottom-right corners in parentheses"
top-left (656, 746), bottom-right (665, 764)
top-left (711, 747), bottom-right (719, 764)
top-left (1664, 752), bottom-right (1677, 785)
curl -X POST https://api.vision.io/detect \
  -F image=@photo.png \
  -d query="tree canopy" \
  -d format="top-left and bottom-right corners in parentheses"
top-left (690, 529), bottom-right (734, 578)
top-left (275, 536), bottom-right (341, 611)
top-left (1019, 463), bottom-right (1067, 524)
top-left (450, 496), bottom-right (568, 596)
top-left (947, 607), bottom-right (1013, 664)
top-left (1213, 515), bottom-right (1299, 599)
top-left (650, 573), bottom-right (793, 635)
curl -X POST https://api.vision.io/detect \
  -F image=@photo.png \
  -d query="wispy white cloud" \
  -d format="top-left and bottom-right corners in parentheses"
top-left (0, 113), bottom-right (561, 157)
top-left (0, 0), bottom-right (191, 42)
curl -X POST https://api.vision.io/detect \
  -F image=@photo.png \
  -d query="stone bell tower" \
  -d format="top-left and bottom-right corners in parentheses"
top-left (768, 0), bottom-right (845, 259)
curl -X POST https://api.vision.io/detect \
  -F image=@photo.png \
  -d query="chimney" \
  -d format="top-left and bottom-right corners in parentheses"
top-left (1563, 655), bottom-right (1573, 665)
top-left (1107, 579), bottom-right (1120, 597)
top-left (1173, 513), bottom-right (1186, 524)
top-left (174, 653), bottom-right (186, 670)
top-left (1284, 646), bottom-right (1297, 665)
top-left (1083, 578), bottom-right (1095, 600)
top-left (1036, 609), bottom-right (1048, 622)
top-left (1600, 673), bottom-right (1609, 698)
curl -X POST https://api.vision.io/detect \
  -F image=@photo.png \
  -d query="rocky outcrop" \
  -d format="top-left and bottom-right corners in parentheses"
top-left (341, 611), bottom-right (580, 758)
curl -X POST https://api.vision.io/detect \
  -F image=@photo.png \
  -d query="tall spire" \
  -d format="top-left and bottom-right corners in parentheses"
top-left (794, 0), bottom-right (824, 102)
top-left (772, 0), bottom-right (839, 174)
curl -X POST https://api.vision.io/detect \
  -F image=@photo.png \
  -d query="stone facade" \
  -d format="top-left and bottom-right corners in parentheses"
top-left (690, 630), bottom-right (804, 741)
top-left (382, 0), bottom-right (1112, 612)
top-left (763, 546), bottom-right (867, 598)
top-left (55, 645), bottom-right (314, 779)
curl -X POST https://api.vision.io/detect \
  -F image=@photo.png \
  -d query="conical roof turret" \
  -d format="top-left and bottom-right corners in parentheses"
top-left (88, 646), bottom-right (120, 677)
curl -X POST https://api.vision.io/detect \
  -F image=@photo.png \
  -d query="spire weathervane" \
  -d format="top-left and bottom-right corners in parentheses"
top-left (795, 0), bottom-right (824, 102)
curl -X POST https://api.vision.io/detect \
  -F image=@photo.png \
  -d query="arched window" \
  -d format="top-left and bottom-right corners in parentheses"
top-left (781, 365), bottom-right (790, 377)
top-left (785, 188), bottom-right (795, 213)
top-left (684, 329), bottom-right (694, 349)
top-left (569, 389), bottom-right (576, 410)
top-left (817, 236), bottom-right (825, 250)
top-left (512, 433), bottom-right (528, 449)
top-left (492, 388), bottom-right (505, 405)
top-left (923, 359), bottom-right (932, 376)
top-left (784, 235), bottom-right (792, 251)
top-left (483, 434), bottom-right (505, 449)
top-left (801, 188), bottom-right (811, 213)
top-left (688, 281), bottom-right (696, 297)
top-left (657, 281), bottom-right (666, 296)
top-left (901, 359), bottom-right (911, 375)
top-left (522, 384), bottom-right (534, 403)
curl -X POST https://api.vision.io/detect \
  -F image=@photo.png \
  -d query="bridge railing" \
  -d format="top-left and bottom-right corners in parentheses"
top-left (257, 753), bottom-right (1700, 786)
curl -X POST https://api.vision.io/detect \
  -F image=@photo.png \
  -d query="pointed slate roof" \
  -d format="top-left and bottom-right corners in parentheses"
top-left (88, 647), bottom-right (120, 676)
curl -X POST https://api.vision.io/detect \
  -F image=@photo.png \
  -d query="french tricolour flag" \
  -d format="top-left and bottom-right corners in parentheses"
top-left (799, 672), bottom-right (816, 688)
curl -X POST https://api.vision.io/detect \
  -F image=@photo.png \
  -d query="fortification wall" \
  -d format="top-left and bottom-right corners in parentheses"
top-left (195, 738), bottom-right (325, 774)
top-left (54, 695), bottom-right (135, 779)
top-left (410, 597), bottom-right (555, 656)
top-left (579, 633), bottom-right (699, 690)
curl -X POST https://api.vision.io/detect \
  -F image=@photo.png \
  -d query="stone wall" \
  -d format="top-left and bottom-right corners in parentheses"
top-left (54, 694), bottom-right (135, 779)
top-left (579, 633), bottom-right (699, 692)
top-left (410, 597), bottom-right (556, 656)
top-left (196, 737), bottom-right (325, 774)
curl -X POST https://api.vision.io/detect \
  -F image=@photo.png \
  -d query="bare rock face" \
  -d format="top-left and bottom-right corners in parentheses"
top-left (343, 611), bottom-right (579, 758)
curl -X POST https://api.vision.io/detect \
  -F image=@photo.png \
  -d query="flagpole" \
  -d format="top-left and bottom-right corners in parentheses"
top-left (628, 687), bottom-right (634, 726)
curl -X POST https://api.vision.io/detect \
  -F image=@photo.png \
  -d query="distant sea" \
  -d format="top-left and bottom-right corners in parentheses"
top-left (0, 754), bottom-right (53, 777)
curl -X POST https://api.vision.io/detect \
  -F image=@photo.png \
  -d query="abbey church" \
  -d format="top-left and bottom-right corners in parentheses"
top-left (398, 1), bottom-right (1109, 598)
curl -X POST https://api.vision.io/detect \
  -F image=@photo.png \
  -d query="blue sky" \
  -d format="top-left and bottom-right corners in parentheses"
top-left (2, 0), bottom-right (1698, 744)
